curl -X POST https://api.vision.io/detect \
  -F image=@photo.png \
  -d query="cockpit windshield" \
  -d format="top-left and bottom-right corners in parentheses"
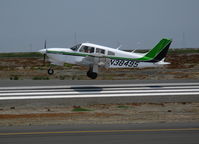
top-left (70, 44), bottom-right (81, 51)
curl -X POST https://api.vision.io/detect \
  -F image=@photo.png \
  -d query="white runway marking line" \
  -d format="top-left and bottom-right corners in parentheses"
top-left (1, 89), bottom-right (199, 96)
top-left (0, 92), bottom-right (199, 100)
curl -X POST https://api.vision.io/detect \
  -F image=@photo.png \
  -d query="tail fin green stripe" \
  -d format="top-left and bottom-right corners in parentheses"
top-left (134, 38), bottom-right (172, 62)
top-left (144, 38), bottom-right (172, 59)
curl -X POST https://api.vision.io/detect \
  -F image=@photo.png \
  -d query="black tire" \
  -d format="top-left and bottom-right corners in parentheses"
top-left (87, 71), bottom-right (91, 78)
top-left (87, 71), bottom-right (97, 79)
top-left (48, 69), bottom-right (54, 75)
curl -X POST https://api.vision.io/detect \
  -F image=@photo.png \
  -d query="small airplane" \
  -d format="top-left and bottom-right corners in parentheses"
top-left (39, 38), bottom-right (172, 79)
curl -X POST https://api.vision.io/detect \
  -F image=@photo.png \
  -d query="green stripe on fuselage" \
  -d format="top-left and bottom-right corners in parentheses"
top-left (46, 50), bottom-right (144, 61)
top-left (46, 50), bottom-right (153, 61)
top-left (47, 50), bottom-right (89, 57)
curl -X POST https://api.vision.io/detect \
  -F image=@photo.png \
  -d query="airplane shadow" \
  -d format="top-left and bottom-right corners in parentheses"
top-left (70, 85), bottom-right (162, 93)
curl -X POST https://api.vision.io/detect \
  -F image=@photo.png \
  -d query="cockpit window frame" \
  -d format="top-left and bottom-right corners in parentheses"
top-left (70, 44), bottom-right (81, 51)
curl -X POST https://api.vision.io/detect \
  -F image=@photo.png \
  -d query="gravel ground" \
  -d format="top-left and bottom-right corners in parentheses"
top-left (0, 102), bottom-right (198, 126)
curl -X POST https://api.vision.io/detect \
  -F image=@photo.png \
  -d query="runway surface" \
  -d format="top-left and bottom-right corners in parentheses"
top-left (0, 123), bottom-right (199, 144)
top-left (0, 80), bottom-right (199, 100)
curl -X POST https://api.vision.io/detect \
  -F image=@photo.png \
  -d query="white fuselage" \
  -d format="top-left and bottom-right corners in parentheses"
top-left (40, 42), bottom-right (168, 68)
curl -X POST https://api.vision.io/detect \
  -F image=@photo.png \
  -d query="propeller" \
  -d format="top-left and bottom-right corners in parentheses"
top-left (43, 40), bottom-right (47, 66)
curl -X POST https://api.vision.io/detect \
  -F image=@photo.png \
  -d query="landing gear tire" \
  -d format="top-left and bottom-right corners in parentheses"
top-left (87, 71), bottom-right (97, 79)
top-left (48, 68), bottom-right (54, 75)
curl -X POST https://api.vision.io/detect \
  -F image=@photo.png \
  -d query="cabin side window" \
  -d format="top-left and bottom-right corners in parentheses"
top-left (96, 48), bottom-right (105, 54)
top-left (79, 46), bottom-right (94, 53)
top-left (90, 47), bottom-right (95, 53)
top-left (108, 51), bottom-right (115, 56)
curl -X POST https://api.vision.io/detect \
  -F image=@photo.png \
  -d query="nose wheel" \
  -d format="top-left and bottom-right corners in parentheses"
top-left (87, 71), bottom-right (97, 79)
top-left (48, 68), bottom-right (54, 75)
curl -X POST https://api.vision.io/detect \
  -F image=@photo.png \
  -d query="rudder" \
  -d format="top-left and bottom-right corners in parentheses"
top-left (144, 38), bottom-right (172, 62)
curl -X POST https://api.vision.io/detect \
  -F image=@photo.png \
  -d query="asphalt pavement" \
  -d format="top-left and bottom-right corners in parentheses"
top-left (0, 122), bottom-right (199, 144)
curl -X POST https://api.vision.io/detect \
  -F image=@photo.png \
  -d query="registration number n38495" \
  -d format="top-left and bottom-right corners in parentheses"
top-left (110, 59), bottom-right (139, 67)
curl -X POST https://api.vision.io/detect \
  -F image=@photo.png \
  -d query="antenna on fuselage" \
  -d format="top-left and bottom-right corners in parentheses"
top-left (116, 45), bottom-right (122, 50)
top-left (116, 41), bottom-right (122, 50)
top-left (131, 49), bottom-right (137, 53)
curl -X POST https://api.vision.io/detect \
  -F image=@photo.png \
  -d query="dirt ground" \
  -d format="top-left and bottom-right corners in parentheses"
top-left (0, 102), bottom-right (198, 126)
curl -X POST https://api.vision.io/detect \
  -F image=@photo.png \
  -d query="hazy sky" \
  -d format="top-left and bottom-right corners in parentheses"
top-left (0, 0), bottom-right (199, 52)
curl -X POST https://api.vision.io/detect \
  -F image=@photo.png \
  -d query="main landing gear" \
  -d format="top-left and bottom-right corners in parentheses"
top-left (87, 70), bottom-right (97, 79)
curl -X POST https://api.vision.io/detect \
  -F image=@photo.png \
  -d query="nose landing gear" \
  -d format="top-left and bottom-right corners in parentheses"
top-left (48, 68), bottom-right (54, 75)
